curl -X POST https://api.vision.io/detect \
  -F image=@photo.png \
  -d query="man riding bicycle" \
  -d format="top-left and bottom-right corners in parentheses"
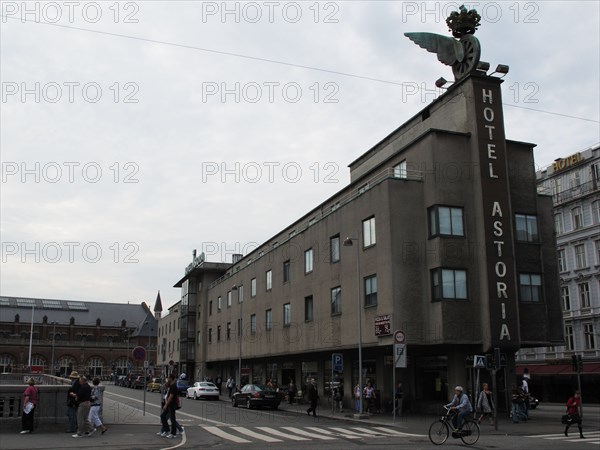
top-left (446, 386), bottom-right (473, 430)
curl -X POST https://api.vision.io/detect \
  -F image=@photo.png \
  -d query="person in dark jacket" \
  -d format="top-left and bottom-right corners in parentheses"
top-left (73, 375), bottom-right (94, 437)
top-left (565, 390), bottom-right (585, 439)
top-left (306, 378), bottom-right (319, 417)
top-left (66, 371), bottom-right (80, 433)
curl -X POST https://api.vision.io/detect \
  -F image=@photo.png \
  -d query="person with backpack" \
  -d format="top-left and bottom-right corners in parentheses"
top-left (20, 377), bottom-right (38, 434)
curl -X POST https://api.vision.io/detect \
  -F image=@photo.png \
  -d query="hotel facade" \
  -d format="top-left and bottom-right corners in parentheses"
top-left (173, 73), bottom-right (563, 411)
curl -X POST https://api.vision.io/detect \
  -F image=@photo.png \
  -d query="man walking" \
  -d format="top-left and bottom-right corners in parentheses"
top-left (306, 378), bottom-right (319, 417)
top-left (73, 375), bottom-right (95, 438)
top-left (158, 374), bottom-right (178, 439)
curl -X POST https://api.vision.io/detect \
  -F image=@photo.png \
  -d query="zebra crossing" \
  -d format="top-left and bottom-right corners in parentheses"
top-left (202, 425), bottom-right (423, 444)
top-left (525, 430), bottom-right (600, 445)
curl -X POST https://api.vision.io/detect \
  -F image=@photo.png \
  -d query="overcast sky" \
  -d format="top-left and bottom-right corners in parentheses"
top-left (1, 1), bottom-right (598, 311)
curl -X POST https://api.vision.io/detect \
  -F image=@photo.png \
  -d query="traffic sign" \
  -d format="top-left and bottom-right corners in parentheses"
top-left (133, 346), bottom-right (146, 361)
top-left (473, 355), bottom-right (486, 369)
top-left (394, 343), bottom-right (406, 368)
top-left (393, 330), bottom-right (406, 344)
top-left (332, 353), bottom-right (343, 372)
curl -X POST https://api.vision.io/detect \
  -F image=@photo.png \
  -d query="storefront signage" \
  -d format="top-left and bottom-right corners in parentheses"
top-left (552, 153), bottom-right (583, 172)
top-left (374, 314), bottom-right (392, 336)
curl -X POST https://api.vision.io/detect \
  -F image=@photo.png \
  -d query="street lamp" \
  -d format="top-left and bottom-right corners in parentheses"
top-left (143, 320), bottom-right (150, 416)
top-left (50, 322), bottom-right (58, 376)
top-left (343, 236), bottom-right (364, 417)
top-left (232, 285), bottom-right (242, 390)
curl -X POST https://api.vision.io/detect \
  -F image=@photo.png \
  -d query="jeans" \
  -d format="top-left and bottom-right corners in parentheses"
top-left (160, 406), bottom-right (177, 436)
top-left (452, 410), bottom-right (469, 430)
top-left (67, 406), bottom-right (77, 432)
top-left (512, 402), bottom-right (527, 422)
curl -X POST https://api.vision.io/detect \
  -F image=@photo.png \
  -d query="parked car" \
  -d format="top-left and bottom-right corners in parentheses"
top-left (116, 375), bottom-right (128, 387)
top-left (175, 379), bottom-right (189, 395)
top-left (147, 377), bottom-right (163, 392)
top-left (187, 381), bottom-right (219, 400)
top-left (232, 384), bottom-right (280, 409)
top-left (132, 376), bottom-right (147, 389)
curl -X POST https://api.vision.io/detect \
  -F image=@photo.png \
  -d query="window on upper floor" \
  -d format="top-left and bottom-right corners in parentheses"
top-left (574, 244), bottom-right (587, 269)
top-left (519, 273), bottom-right (543, 302)
top-left (364, 275), bottom-right (378, 307)
top-left (561, 286), bottom-right (570, 311)
top-left (431, 268), bottom-right (468, 300)
top-left (515, 214), bottom-right (539, 242)
top-left (554, 213), bottom-right (564, 234)
top-left (330, 235), bottom-right (340, 263)
top-left (305, 248), bottom-right (314, 274)
top-left (283, 260), bottom-right (291, 283)
top-left (362, 217), bottom-right (376, 247)
top-left (266, 270), bottom-right (272, 291)
top-left (572, 206), bottom-right (584, 230)
top-left (393, 160), bottom-right (407, 179)
top-left (558, 249), bottom-right (568, 272)
top-left (429, 206), bottom-right (464, 237)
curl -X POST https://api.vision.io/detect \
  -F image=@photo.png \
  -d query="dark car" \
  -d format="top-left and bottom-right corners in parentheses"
top-left (175, 379), bottom-right (189, 396)
top-left (232, 384), bottom-right (280, 410)
top-left (133, 376), bottom-right (147, 389)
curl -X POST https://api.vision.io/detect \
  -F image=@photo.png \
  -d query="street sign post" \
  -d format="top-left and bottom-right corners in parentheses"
top-left (392, 330), bottom-right (406, 422)
top-left (473, 355), bottom-right (486, 368)
top-left (132, 346), bottom-right (146, 362)
top-left (332, 353), bottom-right (343, 373)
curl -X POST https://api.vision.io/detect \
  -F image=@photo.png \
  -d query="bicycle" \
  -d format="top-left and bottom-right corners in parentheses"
top-left (428, 406), bottom-right (480, 445)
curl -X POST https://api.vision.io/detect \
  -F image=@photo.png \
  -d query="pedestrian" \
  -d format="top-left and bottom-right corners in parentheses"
top-left (73, 375), bottom-right (95, 438)
top-left (266, 378), bottom-right (274, 389)
top-left (564, 390), bottom-right (585, 439)
top-left (226, 376), bottom-right (234, 398)
top-left (158, 374), bottom-right (178, 439)
top-left (20, 377), bottom-right (38, 434)
top-left (306, 378), bottom-right (319, 417)
top-left (216, 376), bottom-right (222, 395)
top-left (394, 382), bottom-right (403, 416)
top-left (66, 371), bottom-right (80, 433)
top-left (353, 383), bottom-right (361, 413)
top-left (88, 378), bottom-right (108, 434)
top-left (333, 385), bottom-right (343, 413)
top-left (288, 379), bottom-right (296, 404)
top-left (476, 382), bottom-right (494, 426)
top-left (363, 382), bottom-right (376, 414)
top-left (521, 377), bottom-right (530, 418)
top-left (159, 380), bottom-right (184, 434)
top-left (510, 384), bottom-right (527, 423)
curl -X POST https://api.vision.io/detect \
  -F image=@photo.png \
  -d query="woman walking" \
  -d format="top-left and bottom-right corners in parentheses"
top-left (564, 390), bottom-right (585, 439)
top-left (476, 382), bottom-right (494, 426)
top-left (88, 378), bottom-right (108, 434)
top-left (20, 377), bottom-right (38, 434)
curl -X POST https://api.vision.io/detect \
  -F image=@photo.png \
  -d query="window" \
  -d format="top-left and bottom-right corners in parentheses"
top-left (209, 300), bottom-right (213, 316)
top-left (266, 270), bottom-right (272, 291)
top-left (208, 328), bottom-right (212, 343)
top-left (393, 160), bottom-right (407, 179)
top-left (265, 309), bottom-right (273, 331)
top-left (250, 314), bottom-right (257, 334)
top-left (555, 213), bottom-right (564, 234)
top-left (429, 206), bottom-right (465, 237)
top-left (237, 318), bottom-right (242, 337)
top-left (569, 170), bottom-right (581, 188)
top-left (596, 240), bottom-right (600, 264)
top-left (251, 278), bottom-right (257, 297)
top-left (553, 177), bottom-right (562, 196)
top-left (574, 244), bottom-right (587, 269)
top-left (305, 248), bottom-right (314, 273)
top-left (565, 325), bottom-right (574, 350)
top-left (363, 217), bottom-right (376, 247)
top-left (558, 249), bottom-right (567, 272)
top-left (218, 296), bottom-right (222, 311)
top-left (515, 214), bottom-right (539, 242)
top-left (572, 207), bottom-right (583, 230)
top-left (283, 260), bottom-right (290, 283)
top-left (238, 285), bottom-right (244, 303)
top-left (227, 291), bottom-right (232, 307)
top-left (519, 273), bottom-right (543, 302)
top-left (592, 201), bottom-right (600, 225)
top-left (331, 286), bottom-right (342, 314)
top-left (364, 275), bottom-right (378, 307)
top-left (217, 325), bottom-right (221, 342)
top-left (283, 303), bottom-right (291, 326)
top-left (226, 322), bottom-right (231, 340)
top-left (579, 282), bottom-right (591, 308)
top-left (431, 269), bottom-right (468, 300)
top-left (561, 286), bottom-right (571, 311)
top-left (304, 296), bottom-right (313, 322)
top-left (584, 323), bottom-right (596, 350)
top-left (330, 235), bottom-right (340, 263)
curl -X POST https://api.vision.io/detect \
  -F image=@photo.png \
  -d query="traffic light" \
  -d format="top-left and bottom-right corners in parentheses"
top-left (571, 355), bottom-right (577, 372)
top-left (572, 354), bottom-right (583, 373)
top-left (493, 347), bottom-right (501, 369)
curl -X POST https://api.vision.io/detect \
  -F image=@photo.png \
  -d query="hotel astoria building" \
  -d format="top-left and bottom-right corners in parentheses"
top-left (173, 72), bottom-right (564, 411)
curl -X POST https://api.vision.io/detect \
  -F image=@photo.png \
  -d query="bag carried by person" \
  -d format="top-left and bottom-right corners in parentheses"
top-left (561, 414), bottom-right (571, 424)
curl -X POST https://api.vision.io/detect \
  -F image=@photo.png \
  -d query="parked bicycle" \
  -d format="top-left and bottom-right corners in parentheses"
top-left (428, 406), bottom-right (480, 445)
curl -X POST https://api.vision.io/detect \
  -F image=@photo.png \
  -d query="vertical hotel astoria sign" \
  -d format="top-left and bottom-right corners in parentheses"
top-left (475, 79), bottom-right (519, 350)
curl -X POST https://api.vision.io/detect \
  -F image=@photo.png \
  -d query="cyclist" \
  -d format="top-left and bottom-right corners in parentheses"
top-left (446, 386), bottom-right (473, 431)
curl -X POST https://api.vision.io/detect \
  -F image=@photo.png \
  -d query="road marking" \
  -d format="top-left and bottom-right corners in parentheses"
top-left (203, 426), bottom-right (251, 443)
top-left (348, 426), bottom-right (392, 436)
top-left (231, 426), bottom-right (282, 443)
top-left (104, 391), bottom-right (228, 426)
top-left (281, 426), bottom-right (336, 440)
top-left (160, 430), bottom-right (187, 450)
top-left (327, 427), bottom-right (366, 438)
top-left (256, 427), bottom-right (310, 441)
top-left (373, 426), bottom-right (425, 437)
top-left (305, 426), bottom-right (361, 439)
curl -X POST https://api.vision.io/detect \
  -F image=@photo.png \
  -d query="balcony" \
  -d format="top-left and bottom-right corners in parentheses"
top-left (551, 179), bottom-right (599, 205)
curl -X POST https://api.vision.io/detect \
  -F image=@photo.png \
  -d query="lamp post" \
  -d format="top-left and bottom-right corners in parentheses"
top-left (50, 322), bottom-right (58, 376)
top-left (343, 236), bottom-right (364, 417)
top-left (143, 320), bottom-right (150, 416)
top-left (232, 285), bottom-right (242, 389)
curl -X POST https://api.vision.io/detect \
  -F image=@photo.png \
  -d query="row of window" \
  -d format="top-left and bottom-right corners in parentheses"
top-left (561, 282), bottom-right (596, 311)
top-left (555, 201), bottom-right (600, 234)
top-left (558, 240), bottom-right (600, 272)
top-left (158, 318), bottom-right (179, 338)
top-left (565, 323), bottom-right (596, 351)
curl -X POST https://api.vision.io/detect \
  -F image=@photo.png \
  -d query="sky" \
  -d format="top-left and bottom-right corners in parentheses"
top-left (1, 1), bottom-right (599, 310)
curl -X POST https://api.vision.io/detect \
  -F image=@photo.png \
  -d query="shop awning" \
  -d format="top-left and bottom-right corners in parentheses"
top-left (517, 363), bottom-right (600, 376)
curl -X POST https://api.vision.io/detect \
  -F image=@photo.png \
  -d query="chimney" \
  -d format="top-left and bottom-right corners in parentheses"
top-left (192, 249), bottom-right (197, 261)
top-left (232, 254), bottom-right (243, 264)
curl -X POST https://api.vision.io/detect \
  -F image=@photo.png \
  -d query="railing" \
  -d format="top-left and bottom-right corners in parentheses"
top-left (551, 179), bottom-right (599, 205)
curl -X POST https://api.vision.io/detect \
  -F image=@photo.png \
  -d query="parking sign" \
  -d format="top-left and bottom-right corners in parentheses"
top-left (332, 353), bottom-right (343, 372)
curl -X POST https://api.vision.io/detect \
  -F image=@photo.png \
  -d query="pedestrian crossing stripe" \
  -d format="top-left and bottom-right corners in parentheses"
top-left (525, 431), bottom-right (600, 438)
top-left (201, 425), bottom-right (425, 444)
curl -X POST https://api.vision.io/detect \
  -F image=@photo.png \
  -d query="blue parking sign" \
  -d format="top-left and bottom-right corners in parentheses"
top-left (332, 353), bottom-right (343, 372)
